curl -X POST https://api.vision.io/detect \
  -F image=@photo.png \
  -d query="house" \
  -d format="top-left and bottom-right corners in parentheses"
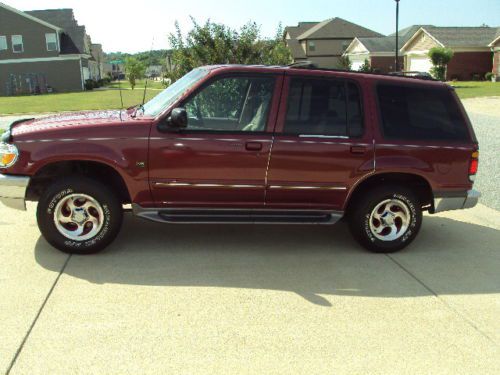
top-left (145, 65), bottom-right (163, 79)
top-left (0, 2), bottom-right (101, 96)
top-left (284, 18), bottom-right (383, 68)
top-left (400, 26), bottom-right (498, 80)
top-left (343, 25), bottom-right (430, 73)
top-left (91, 43), bottom-right (105, 80)
top-left (489, 32), bottom-right (500, 79)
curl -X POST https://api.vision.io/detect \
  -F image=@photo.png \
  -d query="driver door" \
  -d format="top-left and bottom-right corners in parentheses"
top-left (148, 73), bottom-right (283, 208)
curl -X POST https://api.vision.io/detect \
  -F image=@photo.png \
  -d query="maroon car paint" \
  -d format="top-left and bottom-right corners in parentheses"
top-left (3, 65), bottom-right (477, 210)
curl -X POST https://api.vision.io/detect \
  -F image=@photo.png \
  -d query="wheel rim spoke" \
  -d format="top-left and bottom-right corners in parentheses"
top-left (53, 193), bottom-right (104, 242)
top-left (369, 198), bottom-right (411, 242)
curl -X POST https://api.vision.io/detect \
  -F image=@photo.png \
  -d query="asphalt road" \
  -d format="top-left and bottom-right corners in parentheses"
top-left (1, 202), bottom-right (499, 374)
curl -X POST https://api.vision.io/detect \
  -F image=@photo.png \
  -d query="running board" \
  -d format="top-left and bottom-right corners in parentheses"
top-left (132, 205), bottom-right (343, 225)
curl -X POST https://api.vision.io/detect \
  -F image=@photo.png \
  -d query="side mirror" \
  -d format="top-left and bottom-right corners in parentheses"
top-left (158, 107), bottom-right (188, 133)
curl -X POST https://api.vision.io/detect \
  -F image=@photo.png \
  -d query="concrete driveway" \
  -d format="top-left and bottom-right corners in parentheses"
top-left (1, 202), bottom-right (499, 374)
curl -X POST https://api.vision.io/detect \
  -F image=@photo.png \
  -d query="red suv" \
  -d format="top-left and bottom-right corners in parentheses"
top-left (0, 65), bottom-right (480, 254)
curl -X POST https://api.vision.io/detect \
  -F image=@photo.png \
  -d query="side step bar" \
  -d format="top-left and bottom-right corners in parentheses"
top-left (132, 205), bottom-right (343, 225)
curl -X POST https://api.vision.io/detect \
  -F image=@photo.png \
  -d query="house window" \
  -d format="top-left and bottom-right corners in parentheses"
top-left (46, 33), bottom-right (57, 51)
top-left (0, 36), bottom-right (7, 51)
top-left (12, 35), bottom-right (23, 53)
top-left (308, 41), bottom-right (316, 52)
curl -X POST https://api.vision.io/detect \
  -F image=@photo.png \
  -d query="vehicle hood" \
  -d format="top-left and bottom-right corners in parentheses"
top-left (11, 110), bottom-right (126, 138)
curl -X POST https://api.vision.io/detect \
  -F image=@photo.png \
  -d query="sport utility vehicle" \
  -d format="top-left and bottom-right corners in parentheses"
top-left (0, 65), bottom-right (480, 254)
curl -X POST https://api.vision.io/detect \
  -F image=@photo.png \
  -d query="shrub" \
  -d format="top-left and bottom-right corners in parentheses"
top-left (336, 56), bottom-right (352, 71)
top-left (428, 47), bottom-right (454, 81)
top-left (84, 79), bottom-right (94, 91)
top-left (485, 72), bottom-right (494, 81)
top-left (358, 59), bottom-right (372, 73)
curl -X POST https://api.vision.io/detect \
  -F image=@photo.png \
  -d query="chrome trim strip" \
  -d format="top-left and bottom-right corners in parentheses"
top-left (378, 144), bottom-right (470, 151)
top-left (269, 185), bottom-right (347, 191)
top-left (154, 182), bottom-right (263, 189)
top-left (0, 174), bottom-right (30, 210)
top-left (16, 136), bottom-right (150, 144)
top-left (299, 135), bottom-right (350, 139)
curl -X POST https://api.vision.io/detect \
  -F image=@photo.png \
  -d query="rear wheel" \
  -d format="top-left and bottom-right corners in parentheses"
top-left (36, 176), bottom-right (123, 254)
top-left (348, 186), bottom-right (422, 253)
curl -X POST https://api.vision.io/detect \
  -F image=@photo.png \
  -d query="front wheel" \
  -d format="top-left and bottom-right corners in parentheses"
top-left (348, 186), bottom-right (422, 253)
top-left (37, 176), bottom-right (123, 254)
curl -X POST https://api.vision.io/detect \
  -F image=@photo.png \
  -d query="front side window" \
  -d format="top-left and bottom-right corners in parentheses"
top-left (46, 33), bottom-right (57, 51)
top-left (284, 78), bottom-right (363, 137)
top-left (377, 85), bottom-right (469, 141)
top-left (308, 41), bottom-right (316, 52)
top-left (183, 76), bottom-right (275, 132)
top-left (0, 36), bottom-right (7, 51)
top-left (11, 35), bottom-right (23, 53)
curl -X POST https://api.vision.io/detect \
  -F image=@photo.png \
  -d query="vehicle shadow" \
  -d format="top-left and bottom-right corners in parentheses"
top-left (34, 213), bottom-right (500, 306)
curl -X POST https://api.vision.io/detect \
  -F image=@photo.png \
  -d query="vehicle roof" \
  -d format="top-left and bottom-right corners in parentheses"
top-left (203, 64), bottom-right (449, 88)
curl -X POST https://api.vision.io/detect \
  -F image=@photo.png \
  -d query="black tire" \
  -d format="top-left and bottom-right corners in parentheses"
top-left (36, 176), bottom-right (123, 254)
top-left (348, 186), bottom-right (422, 253)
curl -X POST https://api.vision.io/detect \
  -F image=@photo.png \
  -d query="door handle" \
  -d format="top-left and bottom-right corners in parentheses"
top-left (350, 146), bottom-right (366, 154)
top-left (246, 142), bottom-right (262, 151)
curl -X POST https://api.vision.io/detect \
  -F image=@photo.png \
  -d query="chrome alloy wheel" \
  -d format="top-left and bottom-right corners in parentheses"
top-left (369, 199), bottom-right (411, 241)
top-left (53, 194), bottom-right (104, 241)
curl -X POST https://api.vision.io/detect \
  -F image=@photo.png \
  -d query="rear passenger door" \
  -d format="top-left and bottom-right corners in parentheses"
top-left (265, 74), bottom-right (375, 211)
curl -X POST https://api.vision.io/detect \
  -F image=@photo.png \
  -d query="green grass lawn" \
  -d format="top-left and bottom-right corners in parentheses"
top-left (450, 81), bottom-right (500, 99)
top-left (0, 88), bottom-right (159, 115)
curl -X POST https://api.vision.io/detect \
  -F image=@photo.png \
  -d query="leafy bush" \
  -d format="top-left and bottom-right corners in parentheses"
top-left (84, 79), bottom-right (95, 91)
top-left (428, 47), bottom-right (454, 81)
top-left (336, 56), bottom-right (352, 71)
top-left (359, 59), bottom-right (372, 73)
top-left (485, 72), bottom-right (494, 81)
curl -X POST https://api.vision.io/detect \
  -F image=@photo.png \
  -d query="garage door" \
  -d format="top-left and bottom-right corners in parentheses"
top-left (408, 56), bottom-right (432, 73)
top-left (351, 59), bottom-right (364, 71)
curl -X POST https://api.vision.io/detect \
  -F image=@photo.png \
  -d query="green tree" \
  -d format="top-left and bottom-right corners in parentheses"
top-left (359, 59), bottom-right (372, 73)
top-left (125, 57), bottom-right (146, 89)
top-left (167, 18), bottom-right (292, 81)
top-left (336, 56), bottom-right (352, 71)
top-left (428, 47), bottom-right (454, 81)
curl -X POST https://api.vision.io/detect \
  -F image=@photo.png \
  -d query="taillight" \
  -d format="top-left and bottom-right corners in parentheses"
top-left (469, 151), bottom-right (479, 181)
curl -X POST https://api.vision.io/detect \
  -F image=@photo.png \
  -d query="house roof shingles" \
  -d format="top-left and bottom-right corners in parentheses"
top-left (357, 25), bottom-right (432, 53)
top-left (297, 17), bottom-right (383, 40)
top-left (423, 26), bottom-right (499, 47)
top-left (285, 22), bottom-right (318, 39)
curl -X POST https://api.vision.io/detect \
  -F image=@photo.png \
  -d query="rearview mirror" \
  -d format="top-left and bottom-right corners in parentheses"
top-left (158, 107), bottom-right (188, 133)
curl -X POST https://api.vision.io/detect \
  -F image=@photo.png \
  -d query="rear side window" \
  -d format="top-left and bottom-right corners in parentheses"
top-left (284, 78), bottom-right (363, 137)
top-left (377, 84), bottom-right (469, 141)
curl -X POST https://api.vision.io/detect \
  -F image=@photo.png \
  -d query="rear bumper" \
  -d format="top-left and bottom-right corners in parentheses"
top-left (0, 174), bottom-right (30, 211)
top-left (433, 189), bottom-right (480, 213)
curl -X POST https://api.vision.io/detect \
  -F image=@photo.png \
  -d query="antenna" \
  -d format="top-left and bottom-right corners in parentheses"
top-left (142, 37), bottom-right (155, 106)
top-left (118, 70), bottom-right (124, 120)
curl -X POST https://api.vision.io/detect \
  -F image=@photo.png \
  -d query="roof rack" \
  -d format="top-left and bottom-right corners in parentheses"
top-left (287, 61), bottom-right (438, 81)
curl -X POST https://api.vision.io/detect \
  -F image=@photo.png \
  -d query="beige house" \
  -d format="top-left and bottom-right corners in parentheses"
top-left (0, 2), bottom-right (101, 95)
top-left (285, 18), bottom-right (383, 68)
top-left (401, 26), bottom-right (498, 80)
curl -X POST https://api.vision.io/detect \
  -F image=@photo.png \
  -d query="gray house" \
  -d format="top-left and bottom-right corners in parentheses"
top-left (0, 2), bottom-right (100, 96)
top-left (285, 18), bottom-right (383, 68)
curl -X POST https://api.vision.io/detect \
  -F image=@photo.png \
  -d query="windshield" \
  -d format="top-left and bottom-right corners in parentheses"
top-left (141, 68), bottom-right (209, 117)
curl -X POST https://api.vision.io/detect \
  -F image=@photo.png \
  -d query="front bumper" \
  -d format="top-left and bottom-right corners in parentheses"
top-left (433, 189), bottom-right (480, 214)
top-left (0, 174), bottom-right (30, 210)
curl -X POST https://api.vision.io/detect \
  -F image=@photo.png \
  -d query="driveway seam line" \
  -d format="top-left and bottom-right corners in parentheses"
top-left (5, 254), bottom-right (72, 375)
top-left (385, 254), bottom-right (496, 345)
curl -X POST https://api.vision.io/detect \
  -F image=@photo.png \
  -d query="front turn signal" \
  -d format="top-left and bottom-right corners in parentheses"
top-left (0, 143), bottom-right (19, 168)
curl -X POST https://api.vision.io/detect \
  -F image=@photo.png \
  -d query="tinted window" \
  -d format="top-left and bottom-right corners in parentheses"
top-left (284, 78), bottom-right (363, 137)
top-left (377, 85), bottom-right (469, 141)
top-left (184, 76), bottom-right (275, 132)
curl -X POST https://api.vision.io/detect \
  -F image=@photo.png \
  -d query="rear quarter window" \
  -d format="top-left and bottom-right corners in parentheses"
top-left (377, 84), bottom-right (469, 141)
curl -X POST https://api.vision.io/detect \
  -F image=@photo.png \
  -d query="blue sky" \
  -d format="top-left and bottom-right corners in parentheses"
top-left (8, 0), bottom-right (500, 53)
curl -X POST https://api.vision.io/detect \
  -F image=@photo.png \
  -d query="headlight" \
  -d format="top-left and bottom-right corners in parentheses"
top-left (0, 143), bottom-right (19, 168)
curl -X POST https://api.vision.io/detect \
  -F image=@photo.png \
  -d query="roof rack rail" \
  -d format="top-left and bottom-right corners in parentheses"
top-left (287, 62), bottom-right (438, 81)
